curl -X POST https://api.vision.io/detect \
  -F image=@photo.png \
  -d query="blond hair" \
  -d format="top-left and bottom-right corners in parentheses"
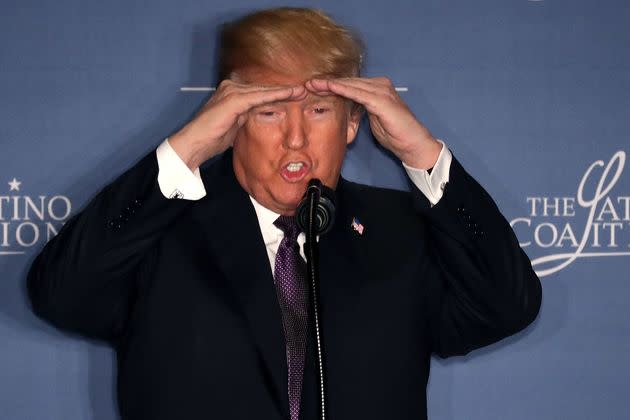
top-left (218, 7), bottom-right (363, 81)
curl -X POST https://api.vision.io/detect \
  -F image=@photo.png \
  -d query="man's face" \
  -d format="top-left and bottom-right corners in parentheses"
top-left (232, 67), bottom-right (361, 215)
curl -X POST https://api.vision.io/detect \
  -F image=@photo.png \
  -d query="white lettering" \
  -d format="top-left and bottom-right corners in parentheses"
top-left (556, 223), bottom-right (579, 247)
top-left (45, 222), bottom-right (60, 240)
top-left (534, 223), bottom-right (558, 248)
top-left (510, 217), bottom-right (532, 247)
top-left (596, 196), bottom-right (620, 221)
top-left (48, 196), bottom-right (72, 221)
top-left (563, 197), bottom-right (576, 217)
top-left (24, 196), bottom-right (46, 221)
top-left (542, 197), bottom-right (561, 217)
top-left (530, 151), bottom-right (626, 276)
top-left (0, 197), bottom-right (10, 220)
top-left (618, 197), bottom-right (630, 221)
top-left (12, 196), bottom-right (19, 221)
top-left (591, 222), bottom-right (601, 247)
top-left (0, 222), bottom-right (8, 247)
top-left (602, 222), bottom-right (623, 247)
top-left (527, 197), bottom-right (541, 217)
top-left (16, 222), bottom-right (39, 247)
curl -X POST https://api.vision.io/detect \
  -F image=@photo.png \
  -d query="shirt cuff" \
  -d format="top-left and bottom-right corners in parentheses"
top-left (156, 138), bottom-right (207, 200)
top-left (402, 139), bottom-right (452, 206)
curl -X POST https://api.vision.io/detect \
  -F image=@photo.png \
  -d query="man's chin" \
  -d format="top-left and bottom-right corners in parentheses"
top-left (273, 192), bottom-right (304, 215)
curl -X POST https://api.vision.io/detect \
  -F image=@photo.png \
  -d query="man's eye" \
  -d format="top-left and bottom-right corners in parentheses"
top-left (313, 107), bottom-right (329, 114)
top-left (257, 111), bottom-right (280, 119)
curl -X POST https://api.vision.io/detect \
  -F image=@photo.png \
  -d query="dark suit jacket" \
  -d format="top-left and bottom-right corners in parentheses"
top-left (27, 148), bottom-right (541, 420)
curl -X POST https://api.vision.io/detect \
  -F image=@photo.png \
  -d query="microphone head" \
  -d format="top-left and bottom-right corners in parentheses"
top-left (296, 179), bottom-right (336, 236)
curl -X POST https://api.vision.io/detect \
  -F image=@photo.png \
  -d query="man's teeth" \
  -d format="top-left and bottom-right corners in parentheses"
top-left (286, 162), bottom-right (304, 172)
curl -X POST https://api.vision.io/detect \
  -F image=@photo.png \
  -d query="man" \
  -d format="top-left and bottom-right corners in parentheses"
top-left (27, 8), bottom-right (542, 420)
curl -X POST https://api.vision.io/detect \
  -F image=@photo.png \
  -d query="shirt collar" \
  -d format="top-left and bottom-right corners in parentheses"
top-left (249, 195), bottom-right (282, 245)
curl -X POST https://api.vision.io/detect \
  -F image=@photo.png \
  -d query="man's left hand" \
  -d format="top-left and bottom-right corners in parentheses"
top-left (306, 77), bottom-right (442, 169)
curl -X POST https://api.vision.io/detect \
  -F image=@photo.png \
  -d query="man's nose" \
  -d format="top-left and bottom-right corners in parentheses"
top-left (284, 111), bottom-right (307, 150)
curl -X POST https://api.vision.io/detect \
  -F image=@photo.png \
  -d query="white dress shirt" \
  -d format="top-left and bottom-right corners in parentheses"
top-left (155, 138), bottom-right (453, 268)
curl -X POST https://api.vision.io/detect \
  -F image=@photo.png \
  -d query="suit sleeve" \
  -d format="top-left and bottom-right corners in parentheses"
top-left (414, 156), bottom-right (542, 358)
top-left (26, 151), bottom-right (193, 343)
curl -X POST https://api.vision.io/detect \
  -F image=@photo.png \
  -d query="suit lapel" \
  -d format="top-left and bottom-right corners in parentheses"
top-left (318, 177), bottom-right (367, 343)
top-left (191, 152), bottom-right (288, 415)
top-left (299, 177), bottom-right (369, 419)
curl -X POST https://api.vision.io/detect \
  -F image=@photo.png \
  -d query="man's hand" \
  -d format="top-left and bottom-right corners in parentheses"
top-left (305, 77), bottom-right (442, 169)
top-left (169, 80), bottom-right (306, 170)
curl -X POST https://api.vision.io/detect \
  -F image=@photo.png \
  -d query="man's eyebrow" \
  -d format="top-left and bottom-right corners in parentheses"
top-left (252, 100), bottom-right (286, 108)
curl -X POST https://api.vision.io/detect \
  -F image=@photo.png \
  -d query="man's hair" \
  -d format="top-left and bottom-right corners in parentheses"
top-left (218, 8), bottom-right (363, 81)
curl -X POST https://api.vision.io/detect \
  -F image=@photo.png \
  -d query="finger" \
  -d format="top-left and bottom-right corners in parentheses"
top-left (371, 76), bottom-right (395, 86)
top-left (306, 78), bottom-right (334, 93)
top-left (326, 77), bottom-right (386, 95)
top-left (232, 86), bottom-right (298, 111)
top-left (241, 85), bottom-right (307, 102)
top-left (309, 77), bottom-right (390, 95)
top-left (304, 79), bottom-right (336, 96)
top-left (312, 79), bottom-right (380, 111)
top-left (288, 84), bottom-right (307, 100)
top-left (218, 80), bottom-right (299, 97)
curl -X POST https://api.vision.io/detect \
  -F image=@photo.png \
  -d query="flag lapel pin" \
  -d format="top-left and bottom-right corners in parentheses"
top-left (351, 217), bottom-right (365, 235)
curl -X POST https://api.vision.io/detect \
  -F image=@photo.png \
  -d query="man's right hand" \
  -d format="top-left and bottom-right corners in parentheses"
top-left (169, 80), bottom-right (306, 171)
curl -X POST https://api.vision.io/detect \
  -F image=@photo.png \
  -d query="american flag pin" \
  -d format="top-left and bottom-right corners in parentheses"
top-left (351, 217), bottom-right (365, 235)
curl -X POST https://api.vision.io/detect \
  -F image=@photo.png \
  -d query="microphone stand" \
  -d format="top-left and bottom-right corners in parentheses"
top-left (304, 183), bottom-right (327, 420)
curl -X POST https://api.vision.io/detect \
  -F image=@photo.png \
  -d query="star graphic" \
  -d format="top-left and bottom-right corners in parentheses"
top-left (8, 178), bottom-right (21, 192)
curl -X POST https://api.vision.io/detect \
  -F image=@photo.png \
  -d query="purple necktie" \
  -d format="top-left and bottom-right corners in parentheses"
top-left (273, 215), bottom-right (309, 420)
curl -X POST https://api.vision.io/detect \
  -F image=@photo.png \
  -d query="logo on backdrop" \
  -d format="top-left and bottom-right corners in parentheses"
top-left (0, 178), bottom-right (72, 256)
top-left (510, 151), bottom-right (630, 277)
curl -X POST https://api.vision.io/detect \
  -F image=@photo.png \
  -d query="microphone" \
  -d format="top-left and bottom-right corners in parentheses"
top-left (296, 178), bottom-right (334, 420)
top-left (296, 179), bottom-right (336, 236)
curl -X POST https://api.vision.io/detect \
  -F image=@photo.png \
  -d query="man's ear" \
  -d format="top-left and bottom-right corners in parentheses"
top-left (346, 104), bottom-right (363, 145)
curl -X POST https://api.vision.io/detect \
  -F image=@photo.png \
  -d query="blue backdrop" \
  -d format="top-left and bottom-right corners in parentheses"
top-left (2, 0), bottom-right (629, 418)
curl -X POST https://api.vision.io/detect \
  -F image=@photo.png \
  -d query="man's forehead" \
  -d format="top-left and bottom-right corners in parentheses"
top-left (232, 66), bottom-right (347, 106)
top-left (254, 92), bottom-right (341, 108)
top-left (291, 92), bottom-right (338, 103)
top-left (247, 91), bottom-right (344, 109)
top-left (232, 64), bottom-right (325, 86)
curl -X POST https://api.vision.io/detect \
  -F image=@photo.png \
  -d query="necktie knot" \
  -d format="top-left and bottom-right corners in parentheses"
top-left (274, 215), bottom-right (301, 242)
